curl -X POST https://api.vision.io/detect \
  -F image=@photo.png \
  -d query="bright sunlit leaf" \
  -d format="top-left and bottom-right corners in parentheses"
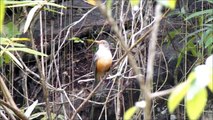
top-left (206, 55), bottom-right (213, 92)
top-left (0, 0), bottom-right (5, 33)
top-left (10, 38), bottom-right (30, 41)
top-left (0, 38), bottom-right (26, 47)
top-left (186, 88), bottom-right (207, 120)
top-left (5, 50), bottom-right (23, 68)
top-left (7, 48), bottom-right (48, 57)
top-left (208, 76), bottom-right (213, 92)
top-left (124, 106), bottom-right (138, 120)
top-left (157, 0), bottom-right (177, 9)
top-left (130, 0), bottom-right (140, 11)
top-left (187, 65), bottom-right (211, 100)
top-left (84, 0), bottom-right (97, 6)
top-left (25, 100), bottom-right (38, 117)
top-left (24, 4), bottom-right (42, 33)
top-left (168, 78), bottom-right (193, 113)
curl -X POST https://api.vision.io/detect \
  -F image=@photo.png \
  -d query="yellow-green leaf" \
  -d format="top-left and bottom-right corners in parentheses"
top-left (0, 38), bottom-right (26, 47)
top-left (0, 0), bottom-right (5, 33)
top-left (168, 80), bottom-right (191, 113)
top-left (83, 0), bottom-right (97, 6)
top-left (5, 50), bottom-right (23, 68)
top-left (208, 77), bottom-right (213, 92)
top-left (10, 38), bottom-right (30, 41)
top-left (186, 88), bottom-right (207, 120)
top-left (130, 0), bottom-right (140, 7)
top-left (157, 0), bottom-right (177, 9)
top-left (124, 106), bottom-right (138, 120)
top-left (7, 48), bottom-right (48, 57)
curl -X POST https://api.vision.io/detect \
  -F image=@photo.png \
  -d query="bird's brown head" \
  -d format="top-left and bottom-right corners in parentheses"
top-left (94, 40), bottom-right (110, 49)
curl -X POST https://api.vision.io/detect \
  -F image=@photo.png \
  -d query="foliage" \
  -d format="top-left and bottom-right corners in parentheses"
top-left (0, 0), bottom-right (5, 33)
top-left (157, 0), bottom-right (177, 9)
top-left (68, 37), bottom-right (84, 43)
top-left (124, 0), bottom-right (177, 119)
top-left (174, 0), bottom-right (213, 68)
top-left (168, 55), bottom-right (213, 120)
top-left (0, 22), bottom-right (48, 68)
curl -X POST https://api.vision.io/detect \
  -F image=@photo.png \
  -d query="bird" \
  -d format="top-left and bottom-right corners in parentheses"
top-left (90, 40), bottom-right (112, 120)
top-left (94, 40), bottom-right (112, 83)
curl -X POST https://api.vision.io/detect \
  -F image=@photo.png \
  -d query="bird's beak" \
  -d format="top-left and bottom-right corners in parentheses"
top-left (94, 41), bottom-right (101, 44)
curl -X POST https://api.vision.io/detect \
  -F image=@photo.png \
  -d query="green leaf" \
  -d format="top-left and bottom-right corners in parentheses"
top-left (186, 88), bottom-right (207, 120)
top-left (205, 36), bottom-right (213, 48)
top-left (0, 56), bottom-right (3, 67)
top-left (29, 112), bottom-right (46, 120)
top-left (7, 48), bottom-right (48, 57)
top-left (68, 37), bottom-right (84, 43)
top-left (168, 73), bottom-right (195, 113)
top-left (106, 0), bottom-right (112, 14)
top-left (0, 38), bottom-right (26, 47)
top-left (3, 53), bottom-right (11, 64)
top-left (157, 0), bottom-right (177, 9)
top-left (3, 22), bottom-right (21, 37)
top-left (0, 0), bottom-right (5, 33)
top-left (5, 50), bottom-right (23, 68)
top-left (185, 9), bottom-right (213, 20)
top-left (176, 52), bottom-right (183, 68)
top-left (198, 0), bottom-right (213, 4)
top-left (124, 106), bottom-right (138, 120)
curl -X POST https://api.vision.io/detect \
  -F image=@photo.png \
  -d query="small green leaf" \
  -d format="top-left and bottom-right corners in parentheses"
top-left (186, 88), bottom-right (207, 120)
top-left (7, 48), bottom-right (48, 57)
top-left (106, 0), bottom-right (112, 14)
top-left (68, 37), bottom-right (84, 43)
top-left (176, 52), bottom-right (183, 68)
top-left (5, 50), bottom-right (23, 68)
top-left (0, 0), bottom-right (5, 33)
top-left (3, 54), bottom-right (11, 64)
top-left (3, 22), bottom-right (21, 37)
top-left (168, 74), bottom-right (195, 113)
top-left (157, 0), bottom-right (177, 9)
top-left (205, 37), bottom-right (213, 48)
top-left (185, 9), bottom-right (213, 20)
top-left (0, 38), bottom-right (26, 47)
top-left (124, 106), bottom-right (138, 120)
top-left (29, 112), bottom-right (46, 120)
top-left (0, 56), bottom-right (3, 67)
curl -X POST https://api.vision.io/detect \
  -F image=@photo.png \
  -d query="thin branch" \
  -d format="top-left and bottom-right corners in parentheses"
top-left (70, 76), bottom-right (104, 120)
top-left (0, 100), bottom-right (28, 120)
top-left (145, 4), bottom-right (163, 119)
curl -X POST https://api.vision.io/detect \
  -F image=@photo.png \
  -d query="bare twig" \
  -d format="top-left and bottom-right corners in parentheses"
top-left (0, 100), bottom-right (28, 120)
top-left (70, 76), bottom-right (104, 120)
top-left (0, 75), bottom-right (18, 110)
top-left (145, 4), bottom-right (163, 119)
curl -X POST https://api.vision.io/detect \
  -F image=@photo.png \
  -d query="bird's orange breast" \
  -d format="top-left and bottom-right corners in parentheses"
top-left (96, 57), bottom-right (112, 74)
